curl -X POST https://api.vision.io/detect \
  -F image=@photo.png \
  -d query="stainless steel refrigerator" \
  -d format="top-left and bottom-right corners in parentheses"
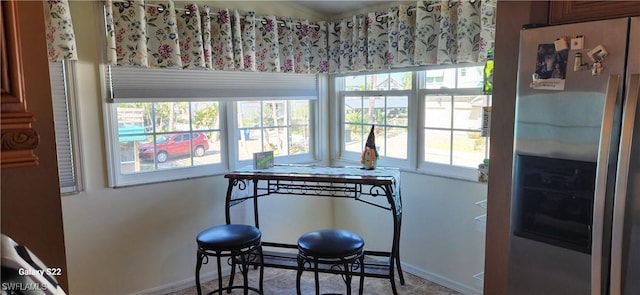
top-left (508, 17), bottom-right (640, 295)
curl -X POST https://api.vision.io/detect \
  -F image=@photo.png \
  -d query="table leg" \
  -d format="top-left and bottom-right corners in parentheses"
top-left (225, 178), bottom-right (235, 224)
top-left (395, 214), bottom-right (405, 285)
top-left (387, 184), bottom-right (403, 295)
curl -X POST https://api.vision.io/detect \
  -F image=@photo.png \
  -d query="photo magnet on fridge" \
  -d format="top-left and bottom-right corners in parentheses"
top-left (530, 43), bottom-right (569, 90)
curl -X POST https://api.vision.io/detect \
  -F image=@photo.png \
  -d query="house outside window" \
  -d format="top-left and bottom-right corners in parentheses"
top-left (420, 66), bottom-right (491, 177)
top-left (335, 65), bottom-right (491, 180)
top-left (341, 72), bottom-right (411, 167)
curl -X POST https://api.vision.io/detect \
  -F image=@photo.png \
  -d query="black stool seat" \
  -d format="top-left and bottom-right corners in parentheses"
top-left (296, 229), bottom-right (365, 295)
top-left (298, 229), bottom-right (364, 258)
top-left (195, 224), bottom-right (263, 295)
top-left (197, 224), bottom-right (261, 250)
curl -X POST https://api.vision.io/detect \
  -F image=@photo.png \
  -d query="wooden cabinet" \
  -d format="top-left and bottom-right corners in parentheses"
top-left (1, 0), bottom-right (39, 168)
top-left (550, 1), bottom-right (640, 24)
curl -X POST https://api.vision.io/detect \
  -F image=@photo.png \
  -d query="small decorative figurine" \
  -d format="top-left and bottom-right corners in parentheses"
top-left (360, 125), bottom-right (379, 170)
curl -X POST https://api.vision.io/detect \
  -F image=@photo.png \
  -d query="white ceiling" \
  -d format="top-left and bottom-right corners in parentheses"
top-left (289, 1), bottom-right (376, 16)
top-left (283, 1), bottom-right (411, 19)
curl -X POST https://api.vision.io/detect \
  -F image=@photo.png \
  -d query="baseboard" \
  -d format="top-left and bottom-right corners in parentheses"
top-left (129, 266), bottom-right (231, 295)
top-left (131, 262), bottom-right (482, 295)
top-left (400, 262), bottom-right (483, 295)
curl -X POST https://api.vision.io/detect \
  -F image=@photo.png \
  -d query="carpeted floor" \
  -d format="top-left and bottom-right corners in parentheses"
top-left (168, 267), bottom-right (461, 295)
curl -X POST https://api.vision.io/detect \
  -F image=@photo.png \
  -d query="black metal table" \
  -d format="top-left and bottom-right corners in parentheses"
top-left (224, 165), bottom-right (404, 294)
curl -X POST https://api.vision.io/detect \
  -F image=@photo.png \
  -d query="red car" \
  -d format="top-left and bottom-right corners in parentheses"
top-left (139, 133), bottom-right (209, 163)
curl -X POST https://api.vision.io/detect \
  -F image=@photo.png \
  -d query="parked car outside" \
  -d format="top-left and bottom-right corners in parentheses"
top-left (139, 132), bottom-right (209, 163)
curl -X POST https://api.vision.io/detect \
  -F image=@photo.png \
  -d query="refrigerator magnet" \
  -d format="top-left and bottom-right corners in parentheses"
top-left (592, 61), bottom-right (603, 76)
top-left (587, 45), bottom-right (608, 62)
top-left (554, 37), bottom-right (569, 51)
top-left (571, 35), bottom-right (584, 50)
top-left (573, 52), bottom-right (589, 71)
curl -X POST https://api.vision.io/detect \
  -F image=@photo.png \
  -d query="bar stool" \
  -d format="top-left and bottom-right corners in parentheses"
top-left (296, 229), bottom-right (365, 295)
top-left (195, 224), bottom-right (264, 295)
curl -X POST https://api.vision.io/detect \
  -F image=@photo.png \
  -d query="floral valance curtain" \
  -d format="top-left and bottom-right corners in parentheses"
top-left (328, 0), bottom-right (497, 73)
top-left (44, 0), bottom-right (78, 61)
top-left (104, 0), bottom-right (328, 73)
top-left (104, 0), bottom-right (496, 74)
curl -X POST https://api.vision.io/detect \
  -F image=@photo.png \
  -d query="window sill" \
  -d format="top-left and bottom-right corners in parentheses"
top-left (412, 167), bottom-right (486, 184)
top-left (332, 157), bottom-right (486, 184)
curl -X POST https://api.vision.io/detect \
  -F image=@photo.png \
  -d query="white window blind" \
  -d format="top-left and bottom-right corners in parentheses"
top-left (107, 66), bottom-right (319, 102)
top-left (49, 61), bottom-right (81, 194)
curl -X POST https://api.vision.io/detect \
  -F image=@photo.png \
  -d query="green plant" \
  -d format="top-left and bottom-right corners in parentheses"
top-left (467, 132), bottom-right (484, 151)
top-left (345, 111), bottom-right (364, 134)
top-left (193, 103), bottom-right (218, 129)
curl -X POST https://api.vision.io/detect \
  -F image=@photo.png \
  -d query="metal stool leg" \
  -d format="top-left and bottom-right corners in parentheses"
top-left (314, 261), bottom-right (320, 295)
top-left (258, 246), bottom-right (264, 294)
top-left (344, 259), bottom-right (352, 295)
top-left (239, 252), bottom-right (249, 295)
top-left (358, 255), bottom-right (365, 295)
top-left (296, 255), bottom-right (304, 295)
top-left (216, 253), bottom-right (224, 295)
top-left (227, 254), bottom-right (236, 293)
top-left (196, 250), bottom-right (204, 295)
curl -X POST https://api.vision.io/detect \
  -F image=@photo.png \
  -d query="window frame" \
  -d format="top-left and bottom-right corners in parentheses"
top-left (228, 100), bottom-right (318, 169)
top-left (102, 66), bottom-right (321, 187)
top-left (338, 89), bottom-right (412, 169)
top-left (418, 88), bottom-right (492, 180)
top-left (104, 101), bottom-right (230, 187)
top-left (332, 64), bottom-right (491, 182)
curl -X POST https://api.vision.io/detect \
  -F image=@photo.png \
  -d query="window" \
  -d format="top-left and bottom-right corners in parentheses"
top-left (115, 102), bottom-right (222, 172)
top-left (237, 100), bottom-right (310, 161)
top-left (105, 67), bottom-right (319, 187)
top-left (335, 65), bottom-right (491, 181)
top-left (423, 95), bottom-right (490, 165)
top-left (49, 61), bottom-right (83, 194)
top-left (340, 72), bottom-right (411, 166)
top-left (343, 95), bottom-right (408, 160)
top-left (420, 65), bottom-right (491, 178)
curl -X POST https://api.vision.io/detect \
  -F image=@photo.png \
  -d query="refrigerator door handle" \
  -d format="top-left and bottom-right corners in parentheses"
top-left (610, 73), bottom-right (640, 295)
top-left (592, 74), bottom-right (621, 295)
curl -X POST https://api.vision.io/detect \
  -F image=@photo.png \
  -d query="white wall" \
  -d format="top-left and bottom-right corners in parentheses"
top-left (333, 172), bottom-right (487, 294)
top-left (63, 1), bottom-right (486, 294)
